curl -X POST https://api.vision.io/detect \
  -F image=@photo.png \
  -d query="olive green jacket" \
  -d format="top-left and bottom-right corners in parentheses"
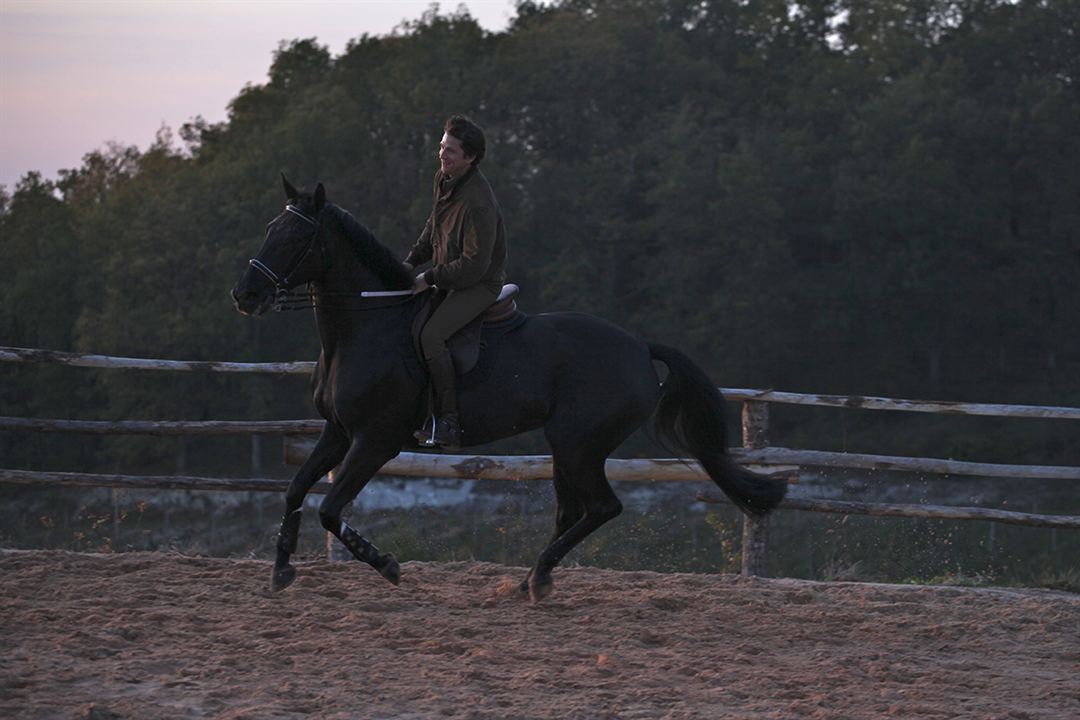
top-left (405, 167), bottom-right (508, 294)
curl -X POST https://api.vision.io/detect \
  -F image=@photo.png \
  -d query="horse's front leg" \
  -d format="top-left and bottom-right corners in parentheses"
top-left (271, 423), bottom-right (348, 592)
top-left (318, 440), bottom-right (402, 586)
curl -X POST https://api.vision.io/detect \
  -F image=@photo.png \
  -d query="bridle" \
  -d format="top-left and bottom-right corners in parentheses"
top-left (248, 203), bottom-right (413, 312)
top-left (248, 204), bottom-right (325, 308)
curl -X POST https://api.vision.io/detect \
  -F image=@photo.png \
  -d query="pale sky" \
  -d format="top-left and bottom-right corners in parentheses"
top-left (0, 0), bottom-right (518, 191)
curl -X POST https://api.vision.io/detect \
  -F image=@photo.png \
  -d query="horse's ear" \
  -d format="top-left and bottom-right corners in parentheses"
top-left (282, 173), bottom-right (299, 200)
top-left (314, 183), bottom-right (326, 211)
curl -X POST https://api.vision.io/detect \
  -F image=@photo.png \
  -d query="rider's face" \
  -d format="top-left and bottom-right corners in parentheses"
top-left (439, 132), bottom-right (474, 179)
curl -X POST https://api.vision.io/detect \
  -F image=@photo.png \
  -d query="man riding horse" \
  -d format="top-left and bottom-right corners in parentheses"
top-left (231, 123), bottom-right (786, 599)
top-left (404, 115), bottom-right (508, 450)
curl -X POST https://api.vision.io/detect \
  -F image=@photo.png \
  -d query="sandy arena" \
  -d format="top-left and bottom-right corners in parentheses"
top-left (1, 550), bottom-right (1077, 719)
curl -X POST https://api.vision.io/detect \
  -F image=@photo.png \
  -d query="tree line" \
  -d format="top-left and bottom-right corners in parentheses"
top-left (2, 0), bottom-right (1077, 474)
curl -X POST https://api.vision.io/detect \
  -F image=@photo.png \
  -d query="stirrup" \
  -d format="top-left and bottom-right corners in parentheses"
top-left (414, 415), bottom-right (437, 447)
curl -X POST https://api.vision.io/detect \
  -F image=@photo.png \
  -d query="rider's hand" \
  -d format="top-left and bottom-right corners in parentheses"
top-left (412, 272), bottom-right (430, 294)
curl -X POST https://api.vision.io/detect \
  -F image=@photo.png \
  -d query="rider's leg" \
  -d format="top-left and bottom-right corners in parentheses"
top-left (425, 351), bottom-right (461, 448)
top-left (418, 285), bottom-right (498, 448)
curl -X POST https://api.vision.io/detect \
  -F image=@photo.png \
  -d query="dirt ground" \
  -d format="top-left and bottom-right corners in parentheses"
top-left (1, 550), bottom-right (1077, 720)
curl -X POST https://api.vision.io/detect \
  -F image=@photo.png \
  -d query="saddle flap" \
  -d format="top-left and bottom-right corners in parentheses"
top-left (411, 284), bottom-right (522, 376)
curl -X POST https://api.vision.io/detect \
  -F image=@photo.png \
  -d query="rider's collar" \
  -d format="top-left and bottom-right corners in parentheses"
top-left (438, 165), bottom-right (477, 198)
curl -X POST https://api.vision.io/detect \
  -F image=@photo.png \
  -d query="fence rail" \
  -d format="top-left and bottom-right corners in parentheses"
top-left (7, 415), bottom-right (1077, 482)
top-left (4, 467), bottom-right (1078, 530)
top-left (3, 345), bottom-right (1079, 576)
top-left (0, 417), bottom-right (324, 436)
top-left (0, 346), bottom-right (314, 375)
top-left (281, 436), bottom-right (1079, 481)
top-left (721, 387), bottom-right (1080, 420)
top-left (5, 345), bottom-right (1079, 419)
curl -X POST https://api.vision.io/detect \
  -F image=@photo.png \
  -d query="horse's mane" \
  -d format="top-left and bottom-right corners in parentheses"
top-left (328, 204), bottom-right (413, 290)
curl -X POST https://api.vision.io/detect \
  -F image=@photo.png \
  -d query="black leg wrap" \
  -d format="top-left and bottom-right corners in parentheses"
top-left (340, 523), bottom-right (382, 563)
top-left (276, 509), bottom-right (302, 554)
top-left (340, 523), bottom-right (401, 586)
top-left (270, 509), bottom-right (302, 593)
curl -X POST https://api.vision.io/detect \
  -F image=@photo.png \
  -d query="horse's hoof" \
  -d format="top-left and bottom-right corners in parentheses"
top-left (376, 554), bottom-right (401, 586)
top-left (270, 563), bottom-right (297, 592)
top-left (529, 572), bottom-right (554, 603)
top-left (518, 569), bottom-right (533, 595)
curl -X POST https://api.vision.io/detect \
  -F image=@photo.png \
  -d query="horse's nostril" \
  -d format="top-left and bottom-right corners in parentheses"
top-left (231, 286), bottom-right (254, 307)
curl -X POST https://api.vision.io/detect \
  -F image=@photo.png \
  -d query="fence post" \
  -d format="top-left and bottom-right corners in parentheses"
top-left (324, 468), bottom-right (350, 562)
top-left (326, 525), bottom-right (350, 561)
top-left (741, 400), bottom-right (770, 576)
top-left (251, 435), bottom-right (263, 477)
top-left (111, 488), bottom-right (121, 550)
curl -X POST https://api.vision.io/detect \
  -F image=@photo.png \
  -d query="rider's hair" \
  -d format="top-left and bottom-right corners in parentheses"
top-left (444, 115), bottom-right (486, 166)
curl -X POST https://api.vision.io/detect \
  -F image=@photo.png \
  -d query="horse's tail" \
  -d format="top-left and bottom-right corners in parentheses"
top-left (649, 343), bottom-right (786, 516)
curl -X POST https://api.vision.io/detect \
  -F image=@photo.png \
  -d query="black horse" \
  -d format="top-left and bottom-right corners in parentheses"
top-left (232, 177), bottom-right (786, 600)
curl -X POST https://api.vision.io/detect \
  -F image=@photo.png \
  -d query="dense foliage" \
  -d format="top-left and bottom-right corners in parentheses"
top-left (2, 0), bottom-right (1077, 473)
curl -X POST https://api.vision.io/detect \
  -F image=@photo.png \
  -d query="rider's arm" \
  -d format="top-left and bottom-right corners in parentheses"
top-left (404, 217), bottom-right (434, 269)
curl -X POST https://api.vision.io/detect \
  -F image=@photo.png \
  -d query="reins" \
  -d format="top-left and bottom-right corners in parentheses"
top-left (269, 286), bottom-right (415, 312)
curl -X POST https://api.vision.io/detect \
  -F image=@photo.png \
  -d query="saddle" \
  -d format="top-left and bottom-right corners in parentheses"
top-left (410, 283), bottom-right (523, 376)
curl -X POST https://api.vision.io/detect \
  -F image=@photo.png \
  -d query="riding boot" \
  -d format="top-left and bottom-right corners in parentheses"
top-left (427, 352), bottom-right (462, 450)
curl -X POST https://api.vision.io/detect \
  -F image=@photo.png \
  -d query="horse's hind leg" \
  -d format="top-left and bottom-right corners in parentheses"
top-left (527, 450), bottom-right (623, 602)
top-left (519, 465), bottom-right (585, 593)
top-left (271, 423), bottom-right (348, 592)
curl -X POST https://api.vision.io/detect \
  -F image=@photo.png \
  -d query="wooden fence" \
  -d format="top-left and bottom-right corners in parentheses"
top-left (3, 345), bottom-right (1079, 576)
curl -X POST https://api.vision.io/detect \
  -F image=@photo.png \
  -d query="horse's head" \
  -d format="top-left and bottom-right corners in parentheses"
top-left (231, 174), bottom-right (328, 316)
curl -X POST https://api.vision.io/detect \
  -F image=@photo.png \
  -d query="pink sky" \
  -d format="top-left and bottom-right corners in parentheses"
top-left (0, 0), bottom-right (515, 191)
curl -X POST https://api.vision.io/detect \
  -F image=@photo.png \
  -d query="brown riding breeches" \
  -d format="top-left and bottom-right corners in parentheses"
top-left (420, 284), bottom-right (499, 362)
